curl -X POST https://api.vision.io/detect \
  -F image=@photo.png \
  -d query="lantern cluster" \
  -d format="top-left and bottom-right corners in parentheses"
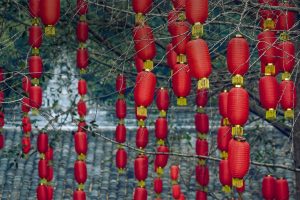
top-left (226, 35), bottom-right (251, 191)
top-left (115, 74), bottom-right (127, 173)
top-left (132, 1), bottom-right (156, 199)
top-left (153, 88), bottom-right (170, 198)
top-left (261, 175), bottom-right (289, 200)
top-left (168, 1), bottom-right (191, 106)
top-left (74, 1), bottom-right (89, 199)
top-left (0, 69), bottom-right (4, 150)
top-left (170, 165), bottom-right (186, 200)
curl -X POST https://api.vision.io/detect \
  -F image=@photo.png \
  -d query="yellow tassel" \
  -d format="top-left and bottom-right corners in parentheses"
top-left (177, 97), bottom-right (187, 106)
top-left (31, 108), bottom-right (39, 116)
top-left (284, 109), bottom-right (294, 120)
top-left (31, 18), bottom-right (39, 25)
top-left (192, 22), bottom-right (204, 38)
top-left (159, 110), bottom-right (167, 118)
top-left (232, 125), bottom-right (243, 137)
top-left (32, 48), bottom-right (39, 55)
top-left (279, 32), bottom-right (289, 42)
top-left (197, 78), bottom-right (209, 90)
top-left (176, 54), bottom-right (186, 64)
top-left (137, 120), bottom-right (145, 127)
top-left (137, 180), bottom-right (146, 188)
top-left (232, 75), bottom-right (244, 87)
top-left (79, 15), bottom-right (87, 22)
top-left (31, 78), bottom-right (40, 86)
top-left (119, 119), bottom-right (125, 125)
top-left (197, 133), bottom-right (207, 140)
top-left (223, 118), bottom-right (230, 126)
top-left (117, 168), bottom-right (125, 174)
top-left (263, 18), bottom-right (275, 30)
top-left (137, 106), bottom-right (147, 117)
top-left (143, 60), bottom-right (153, 71)
top-left (232, 178), bottom-right (243, 188)
top-left (220, 151), bottom-right (228, 159)
top-left (135, 13), bottom-right (145, 25)
top-left (45, 25), bottom-right (56, 36)
top-left (157, 139), bottom-right (165, 146)
top-left (39, 178), bottom-right (48, 185)
top-left (198, 159), bottom-right (206, 166)
top-left (197, 107), bottom-right (205, 113)
top-left (39, 153), bottom-right (45, 159)
top-left (222, 185), bottom-right (231, 193)
top-left (80, 68), bottom-right (87, 74)
top-left (77, 153), bottom-right (86, 161)
top-left (264, 63), bottom-right (275, 76)
top-left (266, 109), bottom-right (276, 120)
top-left (282, 72), bottom-right (291, 81)
top-left (156, 167), bottom-right (164, 176)
top-left (77, 183), bottom-right (85, 190)
top-left (177, 12), bottom-right (186, 21)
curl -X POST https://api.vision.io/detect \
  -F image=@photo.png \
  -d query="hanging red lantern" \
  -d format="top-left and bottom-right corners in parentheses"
top-left (78, 79), bottom-right (87, 96)
top-left (219, 159), bottom-right (232, 193)
top-left (22, 137), bottom-right (31, 154)
top-left (77, 0), bottom-right (88, 16)
top-left (170, 21), bottom-right (190, 57)
top-left (115, 124), bottom-right (126, 143)
top-left (116, 148), bottom-right (127, 171)
top-left (171, 0), bottom-right (186, 11)
top-left (76, 21), bottom-right (88, 43)
top-left (22, 116), bottom-right (31, 131)
top-left (276, 3), bottom-right (296, 31)
top-left (135, 105), bottom-right (147, 125)
top-left (135, 56), bottom-right (144, 73)
top-left (0, 68), bottom-right (4, 82)
top-left (28, 25), bottom-right (42, 52)
top-left (196, 190), bottom-right (207, 200)
top-left (37, 132), bottom-right (48, 153)
top-left (134, 71), bottom-right (156, 117)
top-left (74, 131), bottom-right (87, 156)
top-left (77, 100), bottom-right (87, 117)
top-left (154, 177), bottom-right (163, 194)
top-left (227, 35), bottom-right (250, 86)
top-left (172, 64), bottom-right (191, 106)
top-left (186, 0), bottom-right (208, 37)
top-left (38, 159), bottom-right (48, 179)
top-left (156, 88), bottom-right (169, 117)
top-left (28, 55), bottom-right (43, 81)
top-left (133, 25), bottom-right (156, 69)
top-left (179, 193), bottom-right (185, 200)
top-left (134, 155), bottom-right (148, 182)
top-left (132, 0), bottom-right (152, 14)
top-left (155, 117), bottom-right (168, 142)
top-left (22, 97), bottom-right (31, 113)
top-left (196, 89), bottom-right (208, 108)
top-left (186, 39), bottom-right (211, 89)
top-left (116, 99), bottom-right (127, 120)
top-left (166, 43), bottom-right (177, 70)
top-left (258, 0), bottom-right (278, 30)
top-left (0, 91), bottom-right (3, 104)
top-left (78, 121), bottom-right (87, 132)
top-left (22, 76), bottom-right (31, 93)
top-left (47, 186), bottom-right (54, 200)
top-left (218, 90), bottom-right (229, 124)
top-left (228, 137), bottom-right (250, 188)
top-left (22, 121), bottom-right (32, 133)
top-left (133, 187), bottom-right (147, 200)
top-left (116, 74), bottom-right (126, 95)
top-left (262, 175), bottom-right (276, 200)
top-left (275, 178), bottom-right (289, 200)
top-left (73, 190), bottom-right (86, 200)
top-left (280, 80), bottom-right (296, 119)
top-left (227, 87), bottom-right (249, 136)
top-left (29, 0), bottom-right (40, 18)
top-left (259, 76), bottom-right (279, 120)
top-left (40, 0), bottom-right (60, 36)
top-left (45, 146), bottom-right (53, 161)
top-left (217, 126), bottom-right (231, 158)
top-left (170, 165), bottom-right (179, 181)
top-left (0, 112), bottom-right (4, 127)
top-left (136, 126), bottom-right (149, 149)
top-left (196, 139), bottom-right (208, 164)
top-left (277, 40), bottom-right (295, 80)
top-left (0, 134), bottom-right (3, 149)
top-left (195, 165), bottom-right (209, 187)
top-left (47, 165), bottom-right (54, 182)
top-left (37, 184), bottom-right (48, 200)
top-left (155, 145), bottom-right (169, 169)
top-left (195, 113), bottom-right (209, 136)
top-left (74, 160), bottom-right (87, 184)
top-left (77, 48), bottom-right (89, 73)
top-left (172, 184), bottom-right (181, 199)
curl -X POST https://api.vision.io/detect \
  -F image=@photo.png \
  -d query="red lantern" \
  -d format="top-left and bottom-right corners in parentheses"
top-left (74, 131), bottom-right (87, 156)
top-left (116, 99), bottom-right (127, 119)
top-left (133, 25), bottom-right (156, 62)
top-left (115, 124), bottom-right (126, 143)
top-left (22, 76), bottom-right (31, 93)
top-left (77, 100), bottom-right (87, 117)
top-left (276, 3), bottom-right (296, 31)
top-left (228, 137), bottom-right (250, 188)
top-left (116, 74), bottom-right (126, 95)
top-left (0, 91), bottom-right (3, 104)
top-left (186, 39), bottom-right (211, 89)
top-left (78, 79), bottom-right (87, 96)
top-left (0, 134), bottom-right (4, 149)
top-left (259, 76), bottom-right (279, 119)
top-left (258, 0), bottom-right (278, 30)
top-left (28, 25), bottom-right (42, 49)
top-left (166, 43), bottom-right (177, 69)
top-left (172, 184), bottom-right (181, 199)
top-left (76, 21), bottom-right (88, 43)
top-left (280, 80), bottom-right (296, 119)
top-left (227, 35), bottom-right (250, 86)
top-left (156, 88), bottom-right (170, 113)
top-left (134, 56), bottom-right (144, 73)
top-left (47, 165), bottom-right (53, 182)
top-left (22, 97), bottom-right (31, 113)
top-left (136, 126), bottom-right (149, 149)
top-left (37, 185), bottom-right (48, 200)
top-left (40, 0), bottom-right (60, 35)
top-left (37, 132), bottom-right (48, 153)
top-left (195, 165), bottom-right (209, 187)
top-left (154, 177), bottom-right (163, 194)
top-left (74, 160), bottom-right (87, 184)
top-left (186, 0), bottom-right (208, 37)
top-left (116, 148), bottom-right (127, 170)
top-left (22, 137), bottom-right (31, 154)
top-left (0, 112), bottom-right (4, 127)
top-left (29, 0), bottom-right (40, 18)
top-left (196, 190), bottom-right (207, 200)
top-left (227, 87), bottom-right (249, 136)
top-left (196, 139), bottom-right (208, 158)
top-left (217, 126), bottom-right (231, 155)
top-left (219, 159), bottom-right (232, 193)
top-left (196, 89), bottom-right (208, 108)
top-left (218, 90), bottom-right (228, 119)
top-left (134, 71), bottom-right (156, 116)
top-left (22, 120), bottom-right (32, 133)
top-left (179, 194), bottom-right (185, 200)
top-left (77, 0), bottom-right (88, 16)
top-left (77, 48), bottom-right (89, 71)
top-left (38, 159), bottom-right (48, 179)
top-left (171, 0), bottom-right (186, 11)
top-left (133, 187), bottom-right (147, 200)
top-left (45, 146), bottom-right (53, 161)
top-left (134, 155), bottom-right (148, 181)
top-left (155, 117), bottom-right (168, 141)
top-left (170, 21), bottom-right (190, 55)
top-left (0, 68), bottom-right (3, 82)
top-left (275, 178), bottom-right (289, 200)
top-left (132, 0), bottom-right (152, 14)
top-left (195, 113), bottom-right (209, 134)
top-left (262, 175), bottom-right (276, 200)
top-left (170, 165), bottom-right (179, 181)
top-left (78, 121), bottom-right (87, 132)
top-left (155, 145), bottom-right (169, 169)
top-left (172, 64), bottom-right (191, 106)
top-left (73, 190), bottom-right (86, 200)
top-left (28, 56), bottom-right (43, 79)
top-left (47, 186), bottom-right (54, 200)
top-left (277, 41), bottom-right (295, 78)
